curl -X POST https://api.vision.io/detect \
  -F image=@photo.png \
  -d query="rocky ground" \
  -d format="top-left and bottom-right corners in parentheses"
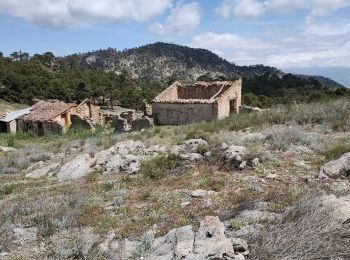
top-left (1, 100), bottom-right (350, 259)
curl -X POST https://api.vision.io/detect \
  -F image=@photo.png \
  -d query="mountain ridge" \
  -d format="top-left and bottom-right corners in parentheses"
top-left (69, 42), bottom-right (342, 87)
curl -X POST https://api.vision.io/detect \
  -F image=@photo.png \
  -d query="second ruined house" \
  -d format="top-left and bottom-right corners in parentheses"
top-left (152, 79), bottom-right (242, 125)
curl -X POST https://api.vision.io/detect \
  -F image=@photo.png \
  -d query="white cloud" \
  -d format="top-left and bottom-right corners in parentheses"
top-left (149, 2), bottom-right (201, 35)
top-left (304, 21), bottom-right (350, 36)
top-left (191, 32), bottom-right (274, 50)
top-left (234, 0), bottom-right (265, 17)
top-left (189, 25), bottom-right (350, 69)
top-left (0, 0), bottom-right (172, 28)
top-left (215, 0), bottom-right (350, 19)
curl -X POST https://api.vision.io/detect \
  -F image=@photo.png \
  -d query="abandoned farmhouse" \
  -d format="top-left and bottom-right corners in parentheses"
top-left (152, 79), bottom-right (242, 125)
top-left (0, 80), bottom-right (243, 134)
top-left (0, 99), bottom-right (102, 135)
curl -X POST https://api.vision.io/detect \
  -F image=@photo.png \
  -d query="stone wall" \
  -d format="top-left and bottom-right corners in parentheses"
top-left (7, 120), bottom-right (16, 133)
top-left (75, 102), bottom-right (101, 125)
top-left (216, 79), bottom-right (242, 118)
top-left (17, 119), bottom-right (64, 135)
top-left (178, 83), bottom-right (230, 99)
top-left (152, 102), bottom-right (218, 125)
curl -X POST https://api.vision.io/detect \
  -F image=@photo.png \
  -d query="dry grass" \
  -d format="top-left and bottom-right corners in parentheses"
top-left (250, 191), bottom-right (350, 260)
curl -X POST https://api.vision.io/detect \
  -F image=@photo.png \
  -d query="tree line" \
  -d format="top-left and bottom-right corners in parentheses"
top-left (0, 51), bottom-right (165, 109)
top-left (1, 50), bottom-right (349, 110)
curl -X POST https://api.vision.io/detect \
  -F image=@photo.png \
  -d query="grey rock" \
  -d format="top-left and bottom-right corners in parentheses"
top-left (239, 161), bottom-right (247, 170)
top-left (224, 145), bottom-right (248, 162)
top-left (231, 238), bottom-right (249, 256)
top-left (12, 227), bottom-right (38, 246)
top-left (101, 216), bottom-right (248, 260)
top-left (266, 173), bottom-right (278, 180)
top-left (0, 146), bottom-right (17, 152)
top-left (94, 140), bottom-right (146, 174)
top-left (191, 189), bottom-right (217, 198)
top-left (319, 152), bottom-right (350, 178)
top-left (251, 158), bottom-right (260, 167)
top-left (57, 154), bottom-right (95, 181)
top-left (26, 163), bottom-right (60, 179)
top-left (182, 139), bottom-right (208, 152)
top-left (180, 153), bottom-right (203, 162)
top-left (193, 216), bottom-right (235, 259)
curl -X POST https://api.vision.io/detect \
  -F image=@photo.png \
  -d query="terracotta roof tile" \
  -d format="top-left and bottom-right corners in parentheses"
top-left (21, 100), bottom-right (76, 122)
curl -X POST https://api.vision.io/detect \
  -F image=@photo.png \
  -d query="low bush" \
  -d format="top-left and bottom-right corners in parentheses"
top-left (265, 126), bottom-right (314, 151)
top-left (321, 144), bottom-right (350, 160)
top-left (140, 154), bottom-right (183, 180)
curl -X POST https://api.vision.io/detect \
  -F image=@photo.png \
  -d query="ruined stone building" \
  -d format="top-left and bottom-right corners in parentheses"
top-left (71, 99), bottom-right (102, 129)
top-left (152, 79), bottom-right (242, 125)
top-left (17, 100), bottom-right (77, 135)
top-left (0, 108), bottom-right (31, 133)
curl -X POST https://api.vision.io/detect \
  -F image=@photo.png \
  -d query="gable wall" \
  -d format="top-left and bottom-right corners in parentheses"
top-left (153, 102), bottom-right (218, 125)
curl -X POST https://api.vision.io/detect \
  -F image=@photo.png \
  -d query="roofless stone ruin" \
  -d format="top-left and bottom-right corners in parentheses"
top-left (152, 79), bottom-right (242, 125)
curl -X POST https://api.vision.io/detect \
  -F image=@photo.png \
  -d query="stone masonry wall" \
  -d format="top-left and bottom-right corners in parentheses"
top-left (76, 102), bottom-right (102, 125)
top-left (217, 79), bottom-right (242, 118)
top-left (178, 84), bottom-right (230, 100)
top-left (152, 102), bottom-right (218, 125)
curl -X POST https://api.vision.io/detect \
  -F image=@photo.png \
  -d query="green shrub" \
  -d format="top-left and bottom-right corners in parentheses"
top-left (101, 182), bottom-right (114, 191)
top-left (228, 219), bottom-right (246, 230)
top-left (6, 135), bottom-right (15, 147)
top-left (204, 177), bottom-right (225, 192)
top-left (322, 144), bottom-right (350, 160)
top-left (0, 184), bottom-right (15, 196)
top-left (140, 154), bottom-right (183, 180)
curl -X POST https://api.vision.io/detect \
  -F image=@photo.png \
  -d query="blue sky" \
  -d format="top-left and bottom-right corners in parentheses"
top-left (0, 0), bottom-right (349, 86)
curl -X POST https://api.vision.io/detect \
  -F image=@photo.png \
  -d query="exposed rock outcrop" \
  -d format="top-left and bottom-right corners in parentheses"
top-left (319, 152), bottom-right (350, 178)
top-left (99, 216), bottom-right (248, 259)
top-left (26, 163), bottom-right (60, 179)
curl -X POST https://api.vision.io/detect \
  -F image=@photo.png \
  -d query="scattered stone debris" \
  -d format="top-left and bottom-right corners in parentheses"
top-left (240, 105), bottom-right (263, 113)
top-left (110, 111), bottom-right (153, 133)
top-left (191, 189), bottom-right (217, 198)
top-left (222, 144), bottom-right (259, 170)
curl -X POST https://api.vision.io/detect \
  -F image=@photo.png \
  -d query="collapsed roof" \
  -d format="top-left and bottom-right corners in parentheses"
top-left (0, 108), bottom-right (31, 123)
top-left (153, 80), bottom-right (241, 104)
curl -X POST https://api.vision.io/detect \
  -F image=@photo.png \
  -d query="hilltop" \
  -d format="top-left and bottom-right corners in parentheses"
top-left (72, 42), bottom-right (343, 87)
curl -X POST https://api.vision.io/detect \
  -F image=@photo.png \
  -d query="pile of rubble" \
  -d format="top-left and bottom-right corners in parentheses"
top-left (103, 109), bottom-right (153, 133)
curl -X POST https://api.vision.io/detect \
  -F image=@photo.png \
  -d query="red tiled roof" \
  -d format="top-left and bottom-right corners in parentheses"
top-left (21, 100), bottom-right (76, 122)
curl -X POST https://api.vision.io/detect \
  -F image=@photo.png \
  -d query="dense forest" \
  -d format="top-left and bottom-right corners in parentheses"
top-left (0, 51), bottom-right (164, 109)
top-left (0, 50), bottom-right (349, 110)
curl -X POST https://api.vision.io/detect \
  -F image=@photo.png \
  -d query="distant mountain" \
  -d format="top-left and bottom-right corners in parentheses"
top-left (70, 42), bottom-right (341, 87)
top-left (71, 42), bottom-right (281, 81)
top-left (294, 74), bottom-right (343, 88)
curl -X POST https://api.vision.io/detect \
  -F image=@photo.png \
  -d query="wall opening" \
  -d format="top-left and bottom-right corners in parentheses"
top-left (229, 99), bottom-right (237, 114)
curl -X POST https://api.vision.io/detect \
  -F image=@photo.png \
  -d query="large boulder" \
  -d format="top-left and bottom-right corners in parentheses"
top-left (224, 145), bottom-right (248, 162)
top-left (94, 140), bottom-right (146, 174)
top-left (57, 154), bottom-right (96, 181)
top-left (192, 216), bottom-right (235, 259)
top-left (0, 146), bottom-right (17, 153)
top-left (319, 152), bottom-right (350, 178)
top-left (26, 163), bottom-right (60, 179)
top-left (98, 216), bottom-right (248, 259)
